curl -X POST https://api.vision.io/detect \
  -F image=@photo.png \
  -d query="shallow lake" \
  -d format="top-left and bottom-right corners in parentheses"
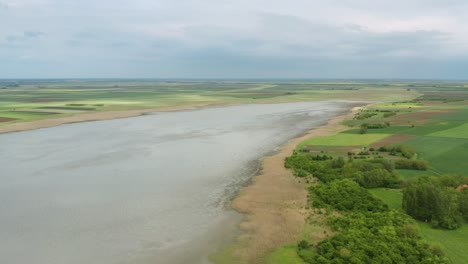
top-left (0, 102), bottom-right (352, 264)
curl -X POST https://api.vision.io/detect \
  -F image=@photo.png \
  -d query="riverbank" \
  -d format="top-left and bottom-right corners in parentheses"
top-left (229, 104), bottom-right (365, 264)
top-left (0, 102), bottom-right (227, 134)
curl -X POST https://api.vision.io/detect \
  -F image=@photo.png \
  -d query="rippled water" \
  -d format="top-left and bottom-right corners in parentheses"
top-left (0, 102), bottom-right (351, 264)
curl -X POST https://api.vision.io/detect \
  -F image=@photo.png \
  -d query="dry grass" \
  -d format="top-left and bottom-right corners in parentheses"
top-left (231, 106), bottom-right (362, 263)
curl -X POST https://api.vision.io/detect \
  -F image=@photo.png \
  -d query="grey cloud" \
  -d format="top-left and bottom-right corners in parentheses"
top-left (1, 0), bottom-right (468, 78)
top-left (5, 31), bottom-right (45, 42)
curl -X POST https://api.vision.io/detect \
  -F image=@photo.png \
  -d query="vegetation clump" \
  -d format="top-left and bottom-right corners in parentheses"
top-left (312, 179), bottom-right (388, 212)
top-left (286, 154), bottom-right (401, 188)
top-left (403, 176), bottom-right (468, 229)
top-left (298, 211), bottom-right (449, 264)
top-left (379, 144), bottom-right (416, 159)
top-left (286, 148), bottom-right (452, 263)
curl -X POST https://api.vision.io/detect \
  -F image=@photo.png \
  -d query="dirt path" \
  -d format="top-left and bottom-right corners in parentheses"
top-left (231, 106), bottom-right (363, 263)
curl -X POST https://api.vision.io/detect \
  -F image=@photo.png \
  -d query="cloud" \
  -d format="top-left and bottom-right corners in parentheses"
top-left (1, 0), bottom-right (468, 78)
top-left (5, 31), bottom-right (45, 42)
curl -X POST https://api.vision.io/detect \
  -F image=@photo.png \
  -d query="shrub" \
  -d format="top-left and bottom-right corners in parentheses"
top-left (312, 179), bottom-right (388, 212)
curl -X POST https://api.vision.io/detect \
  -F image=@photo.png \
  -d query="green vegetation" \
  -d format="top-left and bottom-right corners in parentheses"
top-left (297, 133), bottom-right (389, 148)
top-left (285, 87), bottom-right (468, 264)
top-left (266, 245), bottom-right (306, 264)
top-left (299, 211), bottom-right (448, 264)
top-left (403, 176), bottom-right (468, 229)
top-left (312, 179), bottom-right (388, 212)
top-left (286, 154), bottom-right (447, 263)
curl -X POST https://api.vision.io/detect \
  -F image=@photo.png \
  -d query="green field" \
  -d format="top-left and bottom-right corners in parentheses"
top-left (265, 245), bottom-right (305, 264)
top-left (298, 133), bottom-right (389, 148)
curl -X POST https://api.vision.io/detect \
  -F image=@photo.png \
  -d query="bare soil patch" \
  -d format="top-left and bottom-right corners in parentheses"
top-left (0, 117), bottom-right (17, 123)
top-left (370, 134), bottom-right (415, 148)
top-left (388, 111), bottom-right (454, 125)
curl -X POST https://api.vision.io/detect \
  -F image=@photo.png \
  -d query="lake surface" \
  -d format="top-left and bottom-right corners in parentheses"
top-left (0, 102), bottom-right (351, 264)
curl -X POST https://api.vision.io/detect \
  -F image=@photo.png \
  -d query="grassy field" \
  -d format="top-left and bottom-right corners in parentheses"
top-left (298, 133), bottom-right (389, 148)
top-left (296, 87), bottom-right (468, 264)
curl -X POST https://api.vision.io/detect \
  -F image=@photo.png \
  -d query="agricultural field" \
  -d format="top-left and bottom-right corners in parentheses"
top-left (289, 85), bottom-right (468, 264)
top-left (0, 79), bottom-right (421, 128)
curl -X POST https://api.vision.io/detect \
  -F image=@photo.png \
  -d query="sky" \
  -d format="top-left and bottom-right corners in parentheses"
top-left (1, 0), bottom-right (468, 79)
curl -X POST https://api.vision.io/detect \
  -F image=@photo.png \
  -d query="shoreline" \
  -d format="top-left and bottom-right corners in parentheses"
top-left (229, 104), bottom-right (365, 263)
top-left (0, 102), bottom-right (229, 134)
top-left (0, 100), bottom-right (367, 135)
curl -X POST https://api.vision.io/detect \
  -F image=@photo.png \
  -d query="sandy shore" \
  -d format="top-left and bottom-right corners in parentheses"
top-left (231, 105), bottom-right (363, 264)
top-left (0, 103), bottom-right (225, 134)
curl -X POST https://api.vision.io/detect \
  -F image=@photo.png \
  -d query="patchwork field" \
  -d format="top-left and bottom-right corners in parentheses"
top-left (0, 80), bottom-right (421, 129)
top-left (292, 89), bottom-right (468, 264)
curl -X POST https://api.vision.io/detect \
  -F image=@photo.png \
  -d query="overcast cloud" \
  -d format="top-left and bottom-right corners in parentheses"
top-left (1, 0), bottom-right (468, 78)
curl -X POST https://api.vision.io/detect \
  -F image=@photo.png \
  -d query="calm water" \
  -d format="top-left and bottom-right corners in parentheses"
top-left (0, 102), bottom-right (351, 264)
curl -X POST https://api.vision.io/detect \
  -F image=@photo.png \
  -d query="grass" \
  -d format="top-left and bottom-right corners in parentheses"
top-left (418, 224), bottom-right (468, 264)
top-left (369, 188), bottom-right (403, 211)
top-left (429, 123), bottom-right (468, 138)
top-left (397, 169), bottom-right (436, 180)
top-left (265, 245), bottom-right (305, 264)
top-left (298, 133), bottom-right (389, 148)
top-left (402, 136), bottom-right (468, 174)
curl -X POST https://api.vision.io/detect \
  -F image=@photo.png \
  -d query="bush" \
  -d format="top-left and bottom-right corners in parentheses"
top-left (312, 179), bottom-right (388, 212)
top-left (395, 159), bottom-right (428, 170)
top-left (359, 126), bottom-right (368, 134)
top-left (299, 211), bottom-right (449, 264)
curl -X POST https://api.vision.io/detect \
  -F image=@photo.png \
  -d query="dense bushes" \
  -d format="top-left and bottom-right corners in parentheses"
top-left (298, 211), bottom-right (449, 264)
top-left (403, 176), bottom-right (468, 229)
top-left (361, 122), bottom-right (390, 129)
top-left (312, 179), bottom-right (388, 212)
top-left (395, 159), bottom-right (428, 170)
top-left (285, 150), bottom-right (452, 263)
top-left (379, 144), bottom-right (416, 159)
top-left (286, 154), bottom-right (401, 188)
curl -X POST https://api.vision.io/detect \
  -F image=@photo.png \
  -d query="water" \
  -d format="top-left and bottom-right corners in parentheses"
top-left (0, 102), bottom-right (351, 264)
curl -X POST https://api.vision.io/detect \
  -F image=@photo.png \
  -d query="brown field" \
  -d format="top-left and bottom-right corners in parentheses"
top-left (388, 110), bottom-right (454, 125)
top-left (370, 134), bottom-right (416, 148)
top-left (0, 117), bottom-right (17, 123)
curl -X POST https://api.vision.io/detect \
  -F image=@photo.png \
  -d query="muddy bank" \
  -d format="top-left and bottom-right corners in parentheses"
top-left (230, 104), bottom-right (365, 264)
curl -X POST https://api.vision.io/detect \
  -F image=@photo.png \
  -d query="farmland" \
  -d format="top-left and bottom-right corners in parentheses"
top-left (0, 79), bottom-right (420, 130)
top-left (277, 83), bottom-right (468, 264)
